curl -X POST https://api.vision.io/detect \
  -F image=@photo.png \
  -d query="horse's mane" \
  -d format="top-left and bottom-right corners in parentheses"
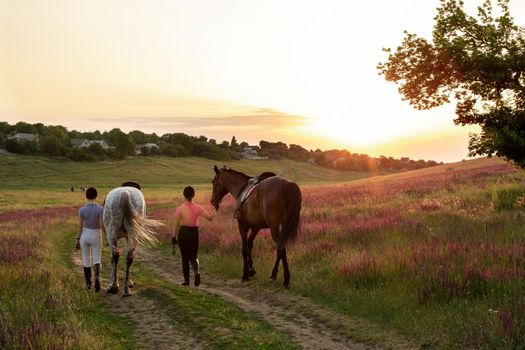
top-left (223, 167), bottom-right (251, 180)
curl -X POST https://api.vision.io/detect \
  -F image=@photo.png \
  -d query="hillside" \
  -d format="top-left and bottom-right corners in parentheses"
top-left (2, 154), bottom-right (524, 348)
top-left (351, 156), bottom-right (512, 185)
top-left (0, 154), bottom-right (371, 212)
top-left (0, 154), bottom-right (371, 189)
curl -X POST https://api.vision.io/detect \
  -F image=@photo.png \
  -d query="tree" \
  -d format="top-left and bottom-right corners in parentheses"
top-left (140, 145), bottom-right (150, 156)
top-left (115, 135), bottom-right (135, 157)
top-left (104, 128), bottom-right (135, 157)
top-left (231, 136), bottom-right (238, 149)
top-left (14, 122), bottom-right (37, 134)
top-left (149, 145), bottom-right (161, 155)
top-left (378, 0), bottom-right (525, 166)
top-left (39, 135), bottom-right (64, 156)
top-left (0, 121), bottom-right (14, 135)
top-left (42, 125), bottom-right (69, 146)
top-left (5, 138), bottom-right (22, 153)
top-left (87, 142), bottom-right (105, 156)
top-left (129, 130), bottom-right (147, 145)
top-left (5, 138), bottom-right (38, 154)
top-left (289, 144), bottom-right (310, 161)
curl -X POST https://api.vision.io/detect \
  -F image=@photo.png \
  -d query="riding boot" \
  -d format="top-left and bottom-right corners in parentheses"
top-left (181, 259), bottom-right (190, 286)
top-left (94, 263), bottom-right (101, 292)
top-left (190, 259), bottom-right (200, 286)
top-left (83, 267), bottom-right (92, 289)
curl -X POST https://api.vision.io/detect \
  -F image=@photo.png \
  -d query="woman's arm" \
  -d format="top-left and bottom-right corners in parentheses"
top-left (99, 215), bottom-right (105, 233)
top-left (199, 205), bottom-right (215, 221)
top-left (76, 216), bottom-right (83, 249)
top-left (172, 209), bottom-right (182, 243)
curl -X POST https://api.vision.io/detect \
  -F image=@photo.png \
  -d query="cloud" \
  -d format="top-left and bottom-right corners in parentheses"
top-left (88, 109), bottom-right (308, 131)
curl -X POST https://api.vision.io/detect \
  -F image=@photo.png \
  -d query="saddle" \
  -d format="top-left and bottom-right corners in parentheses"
top-left (234, 172), bottom-right (276, 219)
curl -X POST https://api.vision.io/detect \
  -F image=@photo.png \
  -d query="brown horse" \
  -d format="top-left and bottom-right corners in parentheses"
top-left (210, 165), bottom-right (302, 287)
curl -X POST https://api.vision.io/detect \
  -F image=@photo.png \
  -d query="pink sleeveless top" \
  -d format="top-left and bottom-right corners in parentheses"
top-left (175, 202), bottom-right (204, 227)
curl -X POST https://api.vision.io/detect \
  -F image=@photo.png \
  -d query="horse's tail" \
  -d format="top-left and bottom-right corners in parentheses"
top-left (280, 182), bottom-right (302, 247)
top-left (120, 190), bottom-right (162, 247)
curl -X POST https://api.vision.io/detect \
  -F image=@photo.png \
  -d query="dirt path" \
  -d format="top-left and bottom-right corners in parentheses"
top-left (136, 248), bottom-right (380, 350)
top-left (72, 252), bottom-right (203, 350)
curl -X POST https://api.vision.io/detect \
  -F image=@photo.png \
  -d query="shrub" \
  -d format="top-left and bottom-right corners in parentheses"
top-left (67, 148), bottom-right (95, 161)
top-left (5, 139), bottom-right (38, 154)
top-left (39, 135), bottom-right (66, 156)
top-left (492, 185), bottom-right (525, 211)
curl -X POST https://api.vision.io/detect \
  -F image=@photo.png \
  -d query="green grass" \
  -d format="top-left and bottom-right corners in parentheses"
top-left (0, 154), bottom-right (369, 212)
top-left (0, 154), bottom-right (368, 189)
top-left (135, 274), bottom-right (299, 349)
top-left (1, 212), bottom-right (301, 349)
top-left (0, 218), bottom-right (137, 349)
top-left (4, 155), bottom-right (524, 348)
top-left (150, 158), bottom-right (525, 349)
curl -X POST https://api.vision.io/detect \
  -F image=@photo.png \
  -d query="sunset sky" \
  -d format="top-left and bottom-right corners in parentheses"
top-left (1, 0), bottom-right (524, 162)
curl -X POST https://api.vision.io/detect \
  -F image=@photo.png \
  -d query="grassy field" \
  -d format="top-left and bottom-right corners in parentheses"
top-left (0, 208), bottom-right (300, 349)
top-left (2, 155), bottom-right (525, 348)
top-left (151, 157), bottom-right (525, 349)
top-left (0, 210), bottom-right (137, 349)
top-left (0, 154), bottom-right (369, 188)
top-left (0, 154), bottom-right (369, 212)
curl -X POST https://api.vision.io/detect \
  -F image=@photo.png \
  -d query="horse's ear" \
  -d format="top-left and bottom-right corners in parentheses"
top-left (214, 165), bottom-right (219, 174)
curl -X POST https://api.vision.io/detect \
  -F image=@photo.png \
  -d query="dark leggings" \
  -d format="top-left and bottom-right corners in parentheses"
top-left (178, 225), bottom-right (199, 281)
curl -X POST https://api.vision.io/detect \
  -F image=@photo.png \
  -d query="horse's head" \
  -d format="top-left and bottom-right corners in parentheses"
top-left (211, 165), bottom-right (229, 210)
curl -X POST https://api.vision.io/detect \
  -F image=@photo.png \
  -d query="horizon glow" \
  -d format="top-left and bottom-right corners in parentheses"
top-left (1, 0), bottom-right (523, 162)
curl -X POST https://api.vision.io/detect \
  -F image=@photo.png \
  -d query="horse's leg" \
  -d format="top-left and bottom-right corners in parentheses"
top-left (247, 229), bottom-right (259, 277)
top-left (238, 222), bottom-right (250, 282)
top-left (281, 246), bottom-right (290, 288)
top-left (270, 226), bottom-right (281, 280)
top-left (271, 247), bottom-right (282, 281)
top-left (123, 238), bottom-right (136, 297)
top-left (107, 236), bottom-right (120, 294)
top-left (127, 240), bottom-right (134, 289)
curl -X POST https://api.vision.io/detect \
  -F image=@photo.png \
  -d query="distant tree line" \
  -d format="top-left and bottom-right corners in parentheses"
top-left (0, 121), bottom-right (440, 172)
top-left (256, 140), bottom-right (441, 172)
top-left (0, 121), bottom-right (240, 161)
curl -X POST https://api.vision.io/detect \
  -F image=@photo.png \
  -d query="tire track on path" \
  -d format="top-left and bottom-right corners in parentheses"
top-left (137, 248), bottom-right (381, 350)
top-left (71, 251), bottom-right (203, 350)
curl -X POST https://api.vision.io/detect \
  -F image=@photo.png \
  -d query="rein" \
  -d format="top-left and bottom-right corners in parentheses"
top-left (236, 180), bottom-right (251, 199)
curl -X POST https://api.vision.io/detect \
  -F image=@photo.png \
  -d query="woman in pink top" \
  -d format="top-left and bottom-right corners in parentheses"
top-left (173, 186), bottom-right (214, 286)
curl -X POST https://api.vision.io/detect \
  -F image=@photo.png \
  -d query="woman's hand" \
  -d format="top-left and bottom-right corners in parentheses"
top-left (75, 238), bottom-right (80, 250)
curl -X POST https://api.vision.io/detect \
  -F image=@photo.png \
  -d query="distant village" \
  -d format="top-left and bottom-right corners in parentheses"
top-left (1, 121), bottom-right (441, 173)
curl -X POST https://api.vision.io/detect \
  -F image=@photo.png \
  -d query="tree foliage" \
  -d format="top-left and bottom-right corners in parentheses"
top-left (378, 0), bottom-right (525, 166)
top-left (0, 120), bottom-right (440, 172)
top-left (39, 135), bottom-right (65, 156)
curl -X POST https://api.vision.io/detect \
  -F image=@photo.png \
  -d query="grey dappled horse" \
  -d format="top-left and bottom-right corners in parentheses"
top-left (104, 185), bottom-right (161, 296)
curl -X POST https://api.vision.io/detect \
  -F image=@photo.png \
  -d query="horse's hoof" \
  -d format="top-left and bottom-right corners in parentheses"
top-left (122, 293), bottom-right (132, 298)
top-left (283, 283), bottom-right (290, 289)
top-left (107, 286), bottom-right (119, 294)
top-left (270, 274), bottom-right (277, 281)
top-left (241, 277), bottom-right (249, 283)
top-left (128, 280), bottom-right (134, 289)
top-left (248, 269), bottom-right (256, 277)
